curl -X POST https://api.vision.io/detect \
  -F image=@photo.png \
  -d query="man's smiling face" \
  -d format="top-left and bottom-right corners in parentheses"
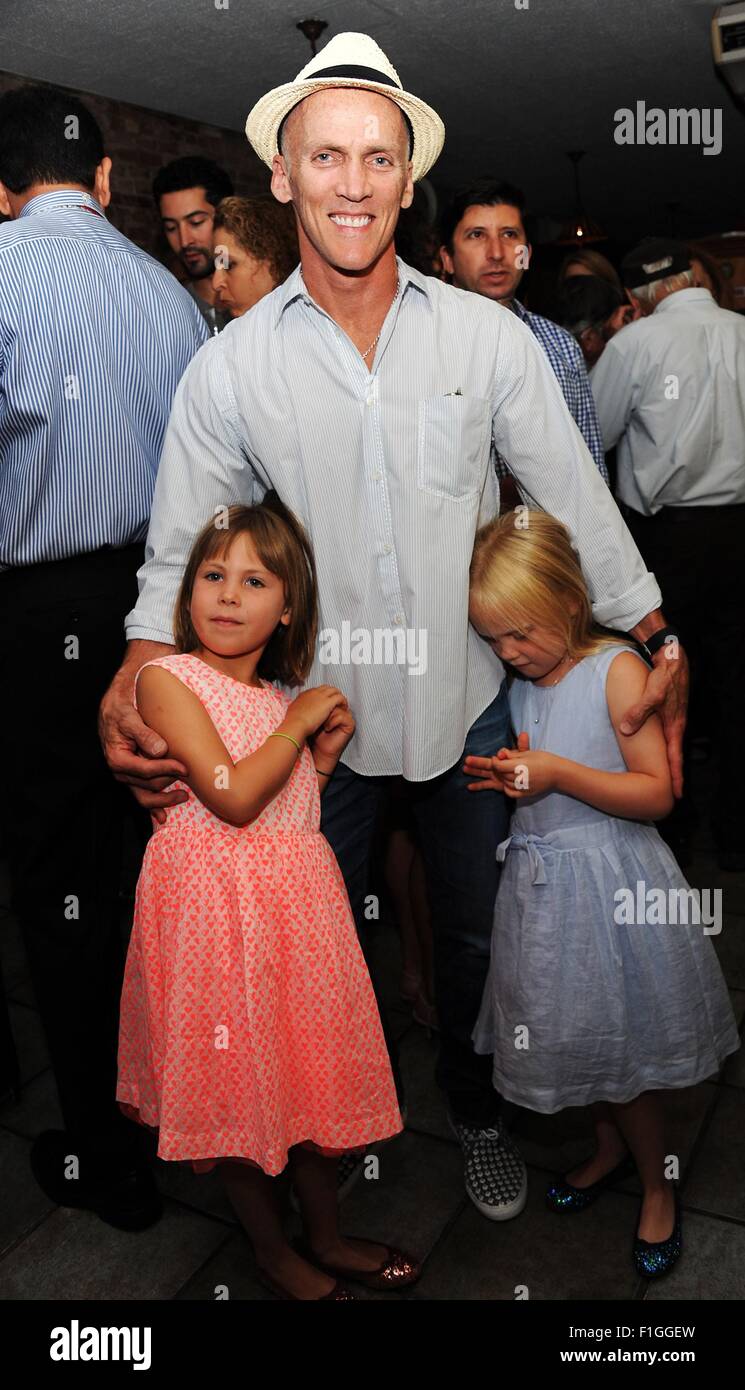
top-left (271, 87), bottom-right (414, 275)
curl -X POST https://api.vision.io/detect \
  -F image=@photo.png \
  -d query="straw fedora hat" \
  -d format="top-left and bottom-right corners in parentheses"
top-left (245, 31), bottom-right (445, 183)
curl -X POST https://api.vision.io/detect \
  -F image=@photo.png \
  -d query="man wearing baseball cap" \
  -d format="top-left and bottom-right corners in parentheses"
top-left (591, 237), bottom-right (745, 872)
top-left (101, 36), bottom-right (688, 1232)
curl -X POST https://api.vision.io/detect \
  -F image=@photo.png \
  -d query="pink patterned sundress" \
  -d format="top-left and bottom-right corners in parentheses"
top-left (117, 653), bottom-right (402, 1176)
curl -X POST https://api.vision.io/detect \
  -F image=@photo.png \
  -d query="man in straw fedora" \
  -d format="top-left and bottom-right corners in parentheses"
top-left (101, 32), bottom-right (688, 1225)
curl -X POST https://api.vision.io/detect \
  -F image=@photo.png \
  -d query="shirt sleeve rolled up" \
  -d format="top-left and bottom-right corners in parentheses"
top-left (491, 314), bottom-right (661, 631)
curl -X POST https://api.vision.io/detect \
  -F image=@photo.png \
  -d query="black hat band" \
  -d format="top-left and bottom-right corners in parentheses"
top-left (277, 66), bottom-right (414, 156)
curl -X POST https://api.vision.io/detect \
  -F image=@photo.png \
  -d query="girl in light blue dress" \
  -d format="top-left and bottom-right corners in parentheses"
top-left (465, 509), bottom-right (739, 1279)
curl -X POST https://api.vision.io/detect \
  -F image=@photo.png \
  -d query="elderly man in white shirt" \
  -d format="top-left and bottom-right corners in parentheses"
top-left (592, 236), bottom-right (745, 871)
top-left (100, 36), bottom-right (688, 1229)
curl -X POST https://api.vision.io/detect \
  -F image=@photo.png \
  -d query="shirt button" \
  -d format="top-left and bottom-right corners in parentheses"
top-left (372, 471), bottom-right (381, 482)
top-left (394, 614), bottom-right (404, 625)
top-left (383, 544), bottom-right (393, 556)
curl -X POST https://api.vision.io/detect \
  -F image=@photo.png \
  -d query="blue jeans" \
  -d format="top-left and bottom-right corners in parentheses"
top-left (320, 685), bottom-right (512, 1126)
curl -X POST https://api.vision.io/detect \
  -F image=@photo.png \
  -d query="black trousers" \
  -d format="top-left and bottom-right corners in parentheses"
top-left (622, 502), bottom-right (745, 848)
top-left (0, 544), bottom-right (148, 1169)
top-left (320, 687), bottom-right (512, 1127)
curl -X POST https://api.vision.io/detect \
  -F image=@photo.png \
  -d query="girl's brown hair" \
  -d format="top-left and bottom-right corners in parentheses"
top-left (469, 509), bottom-right (626, 661)
top-left (173, 495), bottom-right (318, 686)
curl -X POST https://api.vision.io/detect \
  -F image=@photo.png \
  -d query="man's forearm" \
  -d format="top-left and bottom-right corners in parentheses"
top-left (117, 638), bottom-right (176, 693)
top-left (629, 610), bottom-right (668, 643)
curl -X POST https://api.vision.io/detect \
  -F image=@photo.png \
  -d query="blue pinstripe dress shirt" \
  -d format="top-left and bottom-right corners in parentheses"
top-left (0, 189), bottom-right (208, 568)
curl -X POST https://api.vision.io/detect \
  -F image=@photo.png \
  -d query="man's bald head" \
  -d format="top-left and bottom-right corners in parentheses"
top-left (278, 87), bottom-right (412, 175)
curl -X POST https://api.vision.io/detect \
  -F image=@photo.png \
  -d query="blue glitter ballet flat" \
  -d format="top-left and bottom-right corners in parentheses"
top-left (633, 1188), bottom-right (682, 1279)
top-left (546, 1153), bottom-right (636, 1213)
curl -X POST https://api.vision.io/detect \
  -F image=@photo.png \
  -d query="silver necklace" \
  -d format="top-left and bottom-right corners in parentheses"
top-left (545, 654), bottom-right (574, 687)
top-left (360, 276), bottom-right (400, 361)
top-left (531, 655), bottom-right (575, 724)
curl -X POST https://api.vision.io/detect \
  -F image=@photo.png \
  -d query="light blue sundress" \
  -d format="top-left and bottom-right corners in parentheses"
top-left (472, 643), bottom-right (739, 1112)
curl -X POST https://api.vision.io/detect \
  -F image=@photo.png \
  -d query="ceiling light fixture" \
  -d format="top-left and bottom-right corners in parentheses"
top-left (296, 18), bottom-right (329, 57)
top-left (557, 150), bottom-right (606, 245)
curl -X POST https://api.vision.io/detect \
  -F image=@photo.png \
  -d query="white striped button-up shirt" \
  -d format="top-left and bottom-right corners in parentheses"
top-left (0, 189), bottom-right (208, 568)
top-left (127, 258), bottom-right (661, 781)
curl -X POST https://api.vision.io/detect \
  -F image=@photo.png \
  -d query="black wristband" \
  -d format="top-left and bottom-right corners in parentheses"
top-left (642, 626), bottom-right (680, 659)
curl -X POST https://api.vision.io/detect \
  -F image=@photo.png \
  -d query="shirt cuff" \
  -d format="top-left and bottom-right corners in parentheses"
top-left (124, 619), bottom-right (176, 645)
top-left (592, 572), bottom-right (662, 632)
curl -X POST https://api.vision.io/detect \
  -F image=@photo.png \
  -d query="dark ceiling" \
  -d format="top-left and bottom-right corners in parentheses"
top-left (1, 0), bottom-right (743, 241)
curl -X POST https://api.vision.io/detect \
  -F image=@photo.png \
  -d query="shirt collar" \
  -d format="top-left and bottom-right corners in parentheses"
top-left (653, 287), bottom-right (715, 313)
top-left (510, 298), bottom-right (530, 323)
top-left (19, 189), bottom-right (106, 220)
top-left (273, 255), bottom-right (431, 327)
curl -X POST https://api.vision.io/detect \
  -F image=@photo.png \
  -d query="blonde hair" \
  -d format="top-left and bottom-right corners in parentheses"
top-left (469, 509), bottom-right (626, 660)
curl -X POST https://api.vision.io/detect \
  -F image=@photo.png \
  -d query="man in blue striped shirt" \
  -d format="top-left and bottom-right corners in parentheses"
top-left (439, 180), bottom-right (608, 486)
top-left (0, 84), bottom-right (207, 1230)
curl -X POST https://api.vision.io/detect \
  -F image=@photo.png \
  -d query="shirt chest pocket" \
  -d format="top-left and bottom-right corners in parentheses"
top-left (416, 395), bottom-right (492, 501)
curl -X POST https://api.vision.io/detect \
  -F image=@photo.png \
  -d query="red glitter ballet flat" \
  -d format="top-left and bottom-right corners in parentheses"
top-left (293, 1236), bottom-right (421, 1290)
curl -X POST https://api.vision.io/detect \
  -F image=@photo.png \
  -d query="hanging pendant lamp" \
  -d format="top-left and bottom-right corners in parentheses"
top-left (556, 151), bottom-right (606, 245)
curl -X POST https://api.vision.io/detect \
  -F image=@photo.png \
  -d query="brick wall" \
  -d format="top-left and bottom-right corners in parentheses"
top-left (0, 70), bottom-right (270, 263)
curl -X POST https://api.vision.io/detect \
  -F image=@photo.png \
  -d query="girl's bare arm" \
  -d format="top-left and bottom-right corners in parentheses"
top-left (553, 651), bottom-right (674, 820)
top-left (136, 666), bottom-right (307, 827)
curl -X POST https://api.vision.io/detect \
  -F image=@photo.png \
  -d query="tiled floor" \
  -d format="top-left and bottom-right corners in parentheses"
top-left (1, 760), bottom-right (743, 1301)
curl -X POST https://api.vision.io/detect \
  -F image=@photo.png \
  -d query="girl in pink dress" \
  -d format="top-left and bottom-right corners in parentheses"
top-left (117, 497), bottom-right (417, 1299)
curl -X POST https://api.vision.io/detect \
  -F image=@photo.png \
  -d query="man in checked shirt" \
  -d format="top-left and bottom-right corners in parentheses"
top-left (100, 33), bottom-right (688, 1230)
top-left (439, 178), bottom-right (608, 500)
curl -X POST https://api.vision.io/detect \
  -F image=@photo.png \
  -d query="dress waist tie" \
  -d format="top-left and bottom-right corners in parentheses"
top-left (496, 828), bottom-right (624, 885)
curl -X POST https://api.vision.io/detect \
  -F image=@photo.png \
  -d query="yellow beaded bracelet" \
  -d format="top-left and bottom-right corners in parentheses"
top-left (267, 731), bottom-right (302, 754)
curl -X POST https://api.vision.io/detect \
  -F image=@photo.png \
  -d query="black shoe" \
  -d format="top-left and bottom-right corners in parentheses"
top-left (30, 1129), bottom-right (163, 1232)
top-left (546, 1153), bottom-right (636, 1213)
top-left (633, 1188), bottom-right (682, 1279)
top-left (448, 1115), bottom-right (528, 1221)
